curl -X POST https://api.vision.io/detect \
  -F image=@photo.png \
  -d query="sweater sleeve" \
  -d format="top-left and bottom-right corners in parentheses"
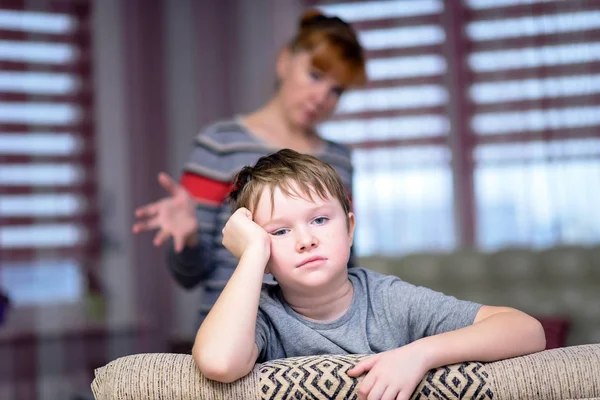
top-left (166, 122), bottom-right (246, 289)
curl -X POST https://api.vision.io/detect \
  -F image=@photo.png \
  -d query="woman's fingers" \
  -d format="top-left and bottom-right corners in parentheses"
top-left (158, 172), bottom-right (180, 196)
top-left (172, 232), bottom-right (187, 253)
top-left (132, 218), bottom-right (160, 233)
top-left (153, 229), bottom-right (172, 247)
top-left (135, 203), bottom-right (159, 218)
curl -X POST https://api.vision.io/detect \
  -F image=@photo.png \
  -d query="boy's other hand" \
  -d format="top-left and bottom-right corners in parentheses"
top-left (132, 172), bottom-right (198, 252)
top-left (347, 345), bottom-right (429, 400)
top-left (222, 207), bottom-right (270, 260)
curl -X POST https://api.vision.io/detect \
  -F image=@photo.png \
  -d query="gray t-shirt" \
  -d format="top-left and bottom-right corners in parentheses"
top-left (255, 268), bottom-right (481, 362)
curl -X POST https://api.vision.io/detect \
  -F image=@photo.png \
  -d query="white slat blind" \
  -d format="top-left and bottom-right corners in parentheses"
top-left (314, 1), bottom-right (455, 256)
top-left (0, 1), bottom-right (98, 305)
top-left (466, 0), bottom-right (600, 248)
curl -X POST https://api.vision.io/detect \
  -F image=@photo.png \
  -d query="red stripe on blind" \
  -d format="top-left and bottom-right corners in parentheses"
top-left (349, 136), bottom-right (448, 150)
top-left (330, 106), bottom-right (447, 121)
top-left (0, 30), bottom-right (89, 43)
top-left (0, 0), bottom-right (90, 13)
top-left (0, 186), bottom-right (95, 196)
top-left (351, 14), bottom-right (443, 31)
top-left (474, 94), bottom-right (600, 114)
top-left (0, 92), bottom-right (93, 104)
top-left (366, 75), bottom-right (445, 89)
top-left (0, 214), bottom-right (98, 226)
top-left (465, 0), bottom-right (594, 21)
top-left (180, 172), bottom-right (233, 206)
top-left (2, 242), bottom-right (101, 262)
top-left (473, 62), bottom-right (600, 84)
top-left (0, 124), bottom-right (95, 135)
top-left (476, 128), bottom-right (600, 145)
top-left (0, 60), bottom-right (92, 74)
top-left (468, 32), bottom-right (600, 54)
top-left (1, 153), bottom-right (96, 164)
top-left (366, 45), bottom-right (444, 60)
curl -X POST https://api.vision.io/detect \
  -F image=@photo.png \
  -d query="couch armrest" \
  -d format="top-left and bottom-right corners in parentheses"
top-left (486, 344), bottom-right (600, 400)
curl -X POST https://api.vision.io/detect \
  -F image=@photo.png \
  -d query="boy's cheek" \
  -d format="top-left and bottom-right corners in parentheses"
top-left (264, 256), bottom-right (274, 274)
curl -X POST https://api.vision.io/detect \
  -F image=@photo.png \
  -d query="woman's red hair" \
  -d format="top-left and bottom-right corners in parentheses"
top-left (288, 10), bottom-right (367, 88)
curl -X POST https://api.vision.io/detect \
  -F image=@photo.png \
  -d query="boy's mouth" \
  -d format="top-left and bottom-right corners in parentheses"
top-left (297, 256), bottom-right (327, 268)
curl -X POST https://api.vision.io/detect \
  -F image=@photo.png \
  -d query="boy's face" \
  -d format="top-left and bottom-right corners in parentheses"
top-left (252, 182), bottom-right (355, 292)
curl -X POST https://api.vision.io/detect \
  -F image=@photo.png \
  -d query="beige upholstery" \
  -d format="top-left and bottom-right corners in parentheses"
top-left (359, 245), bottom-right (600, 345)
top-left (92, 344), bottom-right (600, 400)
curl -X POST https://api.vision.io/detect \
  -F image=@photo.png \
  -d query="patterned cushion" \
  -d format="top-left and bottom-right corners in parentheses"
top-left (91, 353), bottom-right (494, 400)
top-left (259, 355), bottom-right (493, 400)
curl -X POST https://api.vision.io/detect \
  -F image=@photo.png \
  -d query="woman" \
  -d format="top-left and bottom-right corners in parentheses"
top-left (132, 9), bottom-right (367, 325)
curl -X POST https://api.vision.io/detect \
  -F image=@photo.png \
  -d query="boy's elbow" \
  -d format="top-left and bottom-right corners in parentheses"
top-left (198, 362), bottom-right (246, 383)
top-left (192, 347), bottom-right (252, 383)
top-left (529, 317), bottom-right (547, 352)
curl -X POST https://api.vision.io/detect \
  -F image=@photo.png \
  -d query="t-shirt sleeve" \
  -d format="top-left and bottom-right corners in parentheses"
top-left (385, 277), bottom-right (482, 343)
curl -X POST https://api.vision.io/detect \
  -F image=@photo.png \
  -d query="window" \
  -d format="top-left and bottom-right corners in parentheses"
top-left (0, 2), bottom-right (98, 305)
top-left (315, 0), bottom-right (455, 256)
top-left (465, 0), bottom-right (600, 249)
top-left (311, 0), bottom-right (600, 255)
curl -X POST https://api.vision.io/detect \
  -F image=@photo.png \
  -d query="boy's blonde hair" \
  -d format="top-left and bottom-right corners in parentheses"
top-left (228, 149), bottom-right (351, 221)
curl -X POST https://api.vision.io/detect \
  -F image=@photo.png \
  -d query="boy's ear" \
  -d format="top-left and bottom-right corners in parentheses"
top-left (347, 212), bottom-right (356, 247)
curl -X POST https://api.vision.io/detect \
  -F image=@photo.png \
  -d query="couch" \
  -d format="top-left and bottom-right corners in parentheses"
top-left (92, 344), bottom-right (600, 399)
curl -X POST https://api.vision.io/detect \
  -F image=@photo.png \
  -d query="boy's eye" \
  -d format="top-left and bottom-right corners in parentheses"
top-left (271, 229), bottom-right (289, 236)
top-left (309, 70), bottom-right (322, 80)
top-left (313, 217), bottom-right (329, 225)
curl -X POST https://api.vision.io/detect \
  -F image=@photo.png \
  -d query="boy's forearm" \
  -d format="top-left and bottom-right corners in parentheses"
top-left (193, 245), bottom-right (268, 381)
top-left (414, 309), bottom-right (546, 370)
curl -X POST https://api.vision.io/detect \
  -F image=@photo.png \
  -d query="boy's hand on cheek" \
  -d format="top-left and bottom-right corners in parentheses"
top-left (222, 208), bottom-right (270, 260)
top-left (347, 345), bottom-right (429, 400)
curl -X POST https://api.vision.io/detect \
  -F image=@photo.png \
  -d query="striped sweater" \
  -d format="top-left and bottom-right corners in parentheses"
top-left (167, 118), bottom-right (355, 325)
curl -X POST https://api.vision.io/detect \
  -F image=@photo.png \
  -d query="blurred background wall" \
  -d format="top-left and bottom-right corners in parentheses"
top-left (0, 0), bottom-right (598, 399)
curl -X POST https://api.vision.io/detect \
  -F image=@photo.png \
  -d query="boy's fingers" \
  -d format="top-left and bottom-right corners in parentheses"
top-left (236, 207), bottom-right (252, 220)
top-left (381, 386), bottom-right (400, 400)
top-left (395, 390), bottom-right (408, 400)
top-left (357, 374), bottom-right (377, 400)
top-left (348, 356), bottom-right (377, 377)
top-left (366, 380), bottom-right (387, 400)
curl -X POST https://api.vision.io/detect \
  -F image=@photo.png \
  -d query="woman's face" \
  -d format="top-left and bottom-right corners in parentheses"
top-left (276, 50), bottom-right (347, 129)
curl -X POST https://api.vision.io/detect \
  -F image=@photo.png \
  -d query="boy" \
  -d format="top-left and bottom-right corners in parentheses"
top-left (193, 149), bottom-right (546, 400)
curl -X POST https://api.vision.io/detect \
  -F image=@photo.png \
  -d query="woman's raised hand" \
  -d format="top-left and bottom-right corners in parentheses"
top-left (132, 172), bottom-right (198, 252)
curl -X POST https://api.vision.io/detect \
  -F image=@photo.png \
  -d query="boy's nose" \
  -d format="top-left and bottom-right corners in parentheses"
top-left (296, 233), bottom-right (318, 252)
